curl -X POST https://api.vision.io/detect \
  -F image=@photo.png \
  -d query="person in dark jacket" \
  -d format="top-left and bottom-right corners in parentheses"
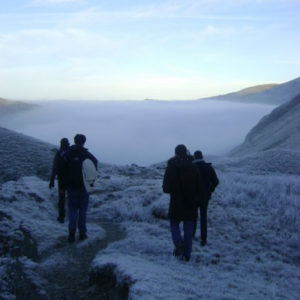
top-left (193, 150), bottom-right (219, 246)
top-left (65, 134), bottom-right (98, 243)
top-left (163, 144), bottom-right (203, 261)
top-left (49, 138), bottom-right (70, 223)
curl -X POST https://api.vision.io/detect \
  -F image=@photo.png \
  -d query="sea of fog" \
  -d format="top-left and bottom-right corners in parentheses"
top-left (0, 100), bottom-right (275, 166)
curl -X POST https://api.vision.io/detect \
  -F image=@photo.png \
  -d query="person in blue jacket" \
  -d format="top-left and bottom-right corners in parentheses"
top-left (65, 134), bottom-right (97, 243)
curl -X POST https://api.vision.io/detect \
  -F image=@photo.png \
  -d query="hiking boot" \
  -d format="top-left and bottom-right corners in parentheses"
top-left (57, 216), bottom-right (64, 223)
top-left (173, 242), bottom-right (184, 258)
top-left (182, 255), bottom-right (190, 262)
top-left (79, 233), bottom-right (88, 241)
top-left (68, 231), bottom-right (75, 243)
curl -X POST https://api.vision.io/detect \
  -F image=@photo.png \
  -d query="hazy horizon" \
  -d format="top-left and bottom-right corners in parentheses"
top-left (0, 100), bottom-right (275, 166)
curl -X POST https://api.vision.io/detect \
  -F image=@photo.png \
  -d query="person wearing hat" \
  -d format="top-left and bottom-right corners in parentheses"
top-left (49, 137), bottom-right (70, 223)
top-left (193, 150), bottom-right (219, 246)
top-left (163, 144), bottom-right (203, 261)
top-left (65, 134), bottom-right (98, 243)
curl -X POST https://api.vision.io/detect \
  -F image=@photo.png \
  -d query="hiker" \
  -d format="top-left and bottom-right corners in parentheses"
top-left (163, 144), bottom-right (203, 261)
top-left (193, 150), bottom-right (219, 246)
top-left (65, 134), bottom-right (98, 243)
top-left (49, 137), bottom-right (70, 223)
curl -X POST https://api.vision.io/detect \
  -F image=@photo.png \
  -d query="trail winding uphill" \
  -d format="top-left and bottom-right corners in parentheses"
top-left (0, 176), bottom-right (128, 299)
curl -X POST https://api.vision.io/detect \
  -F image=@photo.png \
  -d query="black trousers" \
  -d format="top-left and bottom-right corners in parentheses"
top-left (193, 205), bottom-right (208, 242)
top-left (58, 181), bottom-right (66, 219)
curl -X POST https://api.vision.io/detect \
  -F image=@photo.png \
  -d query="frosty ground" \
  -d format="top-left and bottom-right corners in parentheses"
top-left (90, 163), bottom-right (300, 299)
top-left (0, 159), bottom-right (299, 299)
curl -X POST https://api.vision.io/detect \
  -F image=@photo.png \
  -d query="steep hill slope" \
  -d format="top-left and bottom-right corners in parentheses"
top-left (0, 127), bottom-right (55, 184)
top-left (227, 94), bottom-right (300, 174)
top-left (202, 77), bottom-right (300, 105)
top-left (231, 94), bottom-right (300, 155)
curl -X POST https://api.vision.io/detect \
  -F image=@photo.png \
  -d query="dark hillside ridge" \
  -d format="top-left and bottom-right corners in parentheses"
top-left (0, 127), bottom-right (55, 184)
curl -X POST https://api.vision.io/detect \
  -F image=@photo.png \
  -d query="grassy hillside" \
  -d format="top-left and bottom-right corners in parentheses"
top-left (0, 127), bottom-right (56, 184)
top-left (231, 94), bottom-right (300, 155)
top-left (224, 94), bottom-right (300, 175)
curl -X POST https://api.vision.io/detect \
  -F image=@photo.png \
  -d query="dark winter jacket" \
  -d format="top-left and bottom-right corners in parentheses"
top-left (193, 159), bottom-right (219, 208)
top-left (163, 155), bottom-right (203, 221)
top-left (50, 149), bottom-right (69, 188)
top-left (65, 145), bottom-right (98, 189)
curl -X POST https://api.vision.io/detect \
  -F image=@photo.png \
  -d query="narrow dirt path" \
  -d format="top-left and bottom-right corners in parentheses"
top-left (39, 220), bottom-right (125, 300)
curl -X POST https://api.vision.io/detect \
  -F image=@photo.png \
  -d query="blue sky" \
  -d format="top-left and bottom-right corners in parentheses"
top-left (0, 0), bottom-right (299, 100)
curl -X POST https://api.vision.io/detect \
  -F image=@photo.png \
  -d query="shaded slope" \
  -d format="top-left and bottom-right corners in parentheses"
top-left (227, 94), bottom-right (300, 174)
top-left (0, 127), bottom-right (55, 184)
top-left (231, 94), bottom-right (300, 155)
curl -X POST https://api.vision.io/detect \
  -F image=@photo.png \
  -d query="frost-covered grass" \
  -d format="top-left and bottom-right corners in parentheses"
top-left (218, 171), bottom-right (300, 239)
top-left (0, 177), bottom-right (72, 255)
top-left (90, 164), bottom-right (300, 299)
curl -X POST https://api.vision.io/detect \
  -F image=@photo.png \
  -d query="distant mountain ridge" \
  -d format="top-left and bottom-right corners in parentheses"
top-left (227, 84), bottom-right (277, 96)
top-left (201, 77), bottom-right (300, 105)
top-left (0, 97), bottom-right (38, 116)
